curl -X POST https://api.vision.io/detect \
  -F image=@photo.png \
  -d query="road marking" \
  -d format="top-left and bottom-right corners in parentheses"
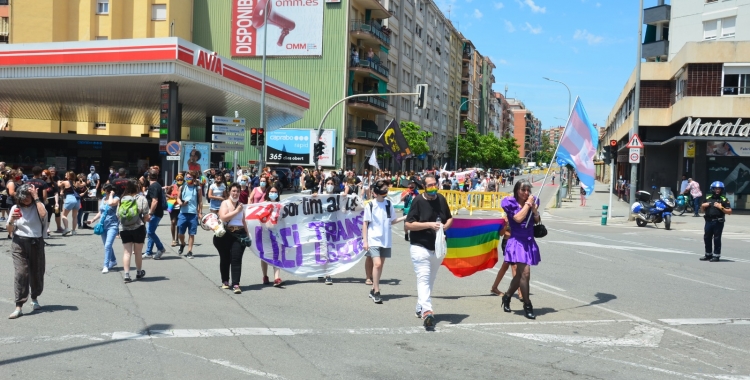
top-left (153, 343), bottom-right (287, 379)
top-left (111, 326), bottom-right (443, 340)
top-left (507, 324), bottom-right (664, 347)
top-left (546, 240), bottom-right (692, 254)
top-left (534, 281), bottom-right (566, 292)
top-left (575, 250), bottom-right (613, 261)
top-left (665, 273), bottom-right (736, 291)
top-left (659, 318), bottom-right (750, 326)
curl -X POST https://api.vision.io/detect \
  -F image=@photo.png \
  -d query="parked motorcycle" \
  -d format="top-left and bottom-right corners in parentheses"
top-left (674, 193), bottom-right (694, 216)
top-left (630, 186), bottom-right (676, 230)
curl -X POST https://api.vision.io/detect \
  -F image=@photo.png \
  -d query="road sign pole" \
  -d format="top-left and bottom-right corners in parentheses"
top-left (608, 158), bottom-right (614, 219)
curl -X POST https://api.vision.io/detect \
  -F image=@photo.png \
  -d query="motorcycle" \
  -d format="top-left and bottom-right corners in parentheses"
top-left (674, 193), bottom-right (694, 216)
top-left (630, 186), bottom-right (676, 230)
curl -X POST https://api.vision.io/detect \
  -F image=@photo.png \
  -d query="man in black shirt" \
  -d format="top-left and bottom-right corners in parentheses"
top-left (112, 168), bottom-right (129, 197)
top-left (26, 166), bottom-right (48, 205)
top-left (145, 171), bottom-right (166, 259)
top-left (405, 174), bottom-right (453, 328)
top-left (700, 181), bottom-right (732, 262)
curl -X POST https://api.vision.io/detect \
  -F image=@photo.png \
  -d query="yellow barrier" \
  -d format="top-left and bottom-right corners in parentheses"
top-left (389, 188), bottom-right (509, 215)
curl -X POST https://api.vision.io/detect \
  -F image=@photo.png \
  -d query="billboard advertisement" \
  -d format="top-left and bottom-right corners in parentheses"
top-left (180, 142), bottom-right (211, 174)
top-left (266, 129), bottom-right (336, 166)
top-left (707, 141), bottom-right (750, 157)
top-left (231, 0), bottom-right (324, 57)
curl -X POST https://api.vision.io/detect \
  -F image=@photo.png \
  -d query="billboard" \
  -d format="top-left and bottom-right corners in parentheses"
top-left (707, 141), bottom-right (750, 157)
top-left (231, 0), bottom-right (324, 57)
top-left (266, 129), bottom-right (336, 166)
top-left (180, 142), bottom-right (211, 174)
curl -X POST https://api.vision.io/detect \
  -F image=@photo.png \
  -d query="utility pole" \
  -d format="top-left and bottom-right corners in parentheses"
top-left (630, 0), bottom-right (644, 210)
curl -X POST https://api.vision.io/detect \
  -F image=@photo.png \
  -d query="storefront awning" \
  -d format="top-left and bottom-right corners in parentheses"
top-left (0, 38), bottom-right (309, 128)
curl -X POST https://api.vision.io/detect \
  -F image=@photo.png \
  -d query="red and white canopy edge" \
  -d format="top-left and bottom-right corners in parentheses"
top-left (0, 37), bottom-right (309, 130)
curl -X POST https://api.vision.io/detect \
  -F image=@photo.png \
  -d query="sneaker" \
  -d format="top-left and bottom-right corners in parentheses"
top-left (0, 217), bottom-right (5, 222)
top-left (55, 228), bottom-right (65, 233)
top-left (143, 254), bottom-right (153, 259)
top-left (221, 281), bottom-right (230, 289)
top-left (422, 311), bottom-right (435, 328)
top-left (415, 305), bottom-right (422, 318)
top-left (102, 266), bottom-right (109, 274)
top-left (233, 285), bottom-right (242, 294)
top-left (61, 229), bottom-right (71, 236)
top-left (710, 255), bottom-right (721, 262)
top-left (154, 249), bottom-right (165, 260)
top-left (108, 261), bottom-right (117, 269)
top-left (369, 290), bottom-right (382, 304)
top-left (123, 273), bottom-right (132, 283)
top-left (186, 251), bottom-right (193, 259)
top-left (136, 270), bottom-right (146, 279)
top-left (178, 244), bottom-right (185, 255)
top-left (31, 300), bottom-right (42, 311)
top-left (700, 254), bottom-right (713, 261)
top-left (262, 276), bottom-right (271, 285)
top-left (71, 230), bottom-right (77, 236)
top-left (324, 275), bottom-right (332, 285)
top-left (273, 278), bottom-right (283, 287)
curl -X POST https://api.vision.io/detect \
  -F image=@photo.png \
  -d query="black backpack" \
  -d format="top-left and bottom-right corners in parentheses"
top-left (369, 199), bottom-right (391, 219)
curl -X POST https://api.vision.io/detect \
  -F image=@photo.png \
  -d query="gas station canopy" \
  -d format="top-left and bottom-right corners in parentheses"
top-left (0, 37), bottom-right (310, 128)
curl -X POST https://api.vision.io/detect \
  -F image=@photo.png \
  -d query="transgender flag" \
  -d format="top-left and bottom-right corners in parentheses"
top-left (556, 97), bottom-right (599, 196)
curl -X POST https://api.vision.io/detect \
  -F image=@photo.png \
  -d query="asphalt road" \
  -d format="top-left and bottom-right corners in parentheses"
top-left (1, 177), bottom-right (748, 379)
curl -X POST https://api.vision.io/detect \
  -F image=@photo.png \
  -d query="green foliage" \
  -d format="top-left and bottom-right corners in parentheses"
top-left (533, 131), bottom-right (554, 164)
top-left (400, 121), bottom-right (432, 157)
top-left (447, 121), bottom-right (521, 168)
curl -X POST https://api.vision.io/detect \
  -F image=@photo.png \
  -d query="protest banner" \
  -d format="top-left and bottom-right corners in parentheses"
top-left (244, 194), bottom-right (365, 278)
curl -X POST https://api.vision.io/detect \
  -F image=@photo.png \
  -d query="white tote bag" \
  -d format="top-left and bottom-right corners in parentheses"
top-left (434, 225), bottom-right (447, 261)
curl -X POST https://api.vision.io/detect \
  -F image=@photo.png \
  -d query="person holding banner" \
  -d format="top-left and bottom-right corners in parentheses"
top-left (214, 183), bottom-right (250, 294)
top-left (260, 186), bottom-right (283, 287)
top-left (363, 180), bottom-right (407, 303)
top-left (500, 180), bottom-right (540, 320)
top-left (313, 177), bottom-right (341, 285)
top-left (405, 175), bottom-right (453, 328)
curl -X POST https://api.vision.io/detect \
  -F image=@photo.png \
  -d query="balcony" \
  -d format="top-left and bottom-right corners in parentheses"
top-left (346, 119), bottom-right (384, 146)
top-left (350, 58), bottom-right (389, 81)
top-left (350, 20), bottom-right (391, 46)
top-left (644, 4), bottom-right (670, 25)
top-left (347, 91), bottom-right (388, 113)
top-left (642, 39), bottom-right (669, 60)
top-left (350, 0), bottom-right (392, 19)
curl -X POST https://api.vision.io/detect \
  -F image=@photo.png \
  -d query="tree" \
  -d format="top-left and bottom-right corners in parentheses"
top-left (533, 131), bottom-right (553, 165)
top-left (449, 121), bottom-right (522, 169)
top-left (448, 121), bottom-right (483, 168)
top-left (400, 121), bottom-right (432, 157)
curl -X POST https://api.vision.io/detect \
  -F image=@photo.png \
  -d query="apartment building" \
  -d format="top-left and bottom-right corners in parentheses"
top-left (508, 98), bottom-right (541, 160)
top-left (478, 56), bottom-right (497, 135)
top-left (0, 0), bottom-right (7, 44)
top-left (547, 126), bottom-right (565, 147)
top-left (602, 0), bottom-right (750, 208)
top-left (494, 92), bottom-right (515, 137)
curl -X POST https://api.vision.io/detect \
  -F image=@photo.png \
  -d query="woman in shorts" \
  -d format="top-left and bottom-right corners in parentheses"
top-left (167, 173), bottom-right (184, 246)
top-left (118, 180), bottom-right (150, 283)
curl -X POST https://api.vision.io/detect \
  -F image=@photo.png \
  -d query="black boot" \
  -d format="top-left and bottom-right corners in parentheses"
top-left (501, 294), bottom-right (511, 313)
top-left (710, 255), bottom-right (721, 262)
top-left (523, 303), bottom-right (536, 320)
top-left (699, 254), bottom-right (713, 261)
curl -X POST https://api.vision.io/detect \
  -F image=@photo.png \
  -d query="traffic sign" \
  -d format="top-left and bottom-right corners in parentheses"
top-left (212, 134), bottom-right (245, 143)
top-left (211, 116), bottom-right (246, 125)
top-left (626, 134), bottom-right (644, 149)
top-left (166, 155), bottom-right (180, 161)
top-left (629, 148), bottom-right (641, 164)
top-left (212, 143), bottom-right (244, 152)
top-left (166, 141), bottom-right (180, 156)
top-left (212, 125), bottom-right (246, 134)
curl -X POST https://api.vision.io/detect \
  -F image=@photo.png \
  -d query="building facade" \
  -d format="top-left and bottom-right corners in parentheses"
top-left (602, 0), bottom-right (750, 208)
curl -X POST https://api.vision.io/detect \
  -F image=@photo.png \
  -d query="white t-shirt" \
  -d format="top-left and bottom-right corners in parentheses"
top-left (363, 199), bottom-right (396, 248)
top-left (9, 204), bottom-right (45, 238)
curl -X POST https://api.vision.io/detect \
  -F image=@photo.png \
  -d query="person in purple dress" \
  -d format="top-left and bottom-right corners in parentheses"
top-left (500, 179), bottom-right (541, 319)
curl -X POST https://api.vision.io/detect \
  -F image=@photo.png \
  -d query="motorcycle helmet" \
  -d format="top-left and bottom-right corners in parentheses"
top-left (710, 181), bottom-right (725, 193)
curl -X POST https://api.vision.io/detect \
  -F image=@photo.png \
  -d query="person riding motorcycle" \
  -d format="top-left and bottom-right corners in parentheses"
top-left (699, 181), bottom-right (732, 262)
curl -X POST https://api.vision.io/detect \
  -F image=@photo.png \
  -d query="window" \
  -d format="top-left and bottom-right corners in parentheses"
top-left (723, 66), bottom-right (750, 95)
top-left (97, 0), bottom-right (109, 14)
top-left (721, 17), bottom-right (735, 38)
top-left (152, 4), bottom-right (167, 21)
top-left (703, 20), bottom-right (717, 40)
top-left (95, 36), bottom-right (109, 40)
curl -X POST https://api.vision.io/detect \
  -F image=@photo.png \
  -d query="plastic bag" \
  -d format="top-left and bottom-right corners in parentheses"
top-left (435, 224), bottom-right (447, 261)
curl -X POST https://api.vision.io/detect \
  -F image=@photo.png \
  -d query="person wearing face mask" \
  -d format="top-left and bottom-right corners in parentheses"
top-left (238, 176), bottom-right (250, 204)
top-left (208, 174), bottom-right (227, 215)
top-left (176, 171), bottom-right (203, 259)
top-left (314, 177), bottom-right (340, 285)
top-left (250, 175), bottom-right (268, 205)
top-left (214, 183), bottom-right (251, 294)
top-left (405, 174), bottom-right (453, 328)
top-left (165, 174), bottom-right (184, 246)
top-left (260, 186), bottom-right (283, 287)
top-left (107, 166), bottom-right (117, 184)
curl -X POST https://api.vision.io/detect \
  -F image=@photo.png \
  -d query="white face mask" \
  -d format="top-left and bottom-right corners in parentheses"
top-left (230, 196), bottom-right (239, 202)
top-left (110, 170), bottom-right (113, 174)
top-left (326, 185), bottom-right (334, 193)
top-left (269, 192), bottom-right (279, 201)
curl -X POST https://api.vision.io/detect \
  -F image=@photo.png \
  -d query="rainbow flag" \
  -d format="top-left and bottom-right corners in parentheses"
top-left (166, 199), bottom-right (176, 213)
top-left (443, 218), bottom-right (503, 277)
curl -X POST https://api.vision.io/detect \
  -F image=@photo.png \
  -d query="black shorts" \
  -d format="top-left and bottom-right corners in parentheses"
top-left (170, 208), bottom-right (180, 221)
top-left (120, 225), bottom-right (146, 244)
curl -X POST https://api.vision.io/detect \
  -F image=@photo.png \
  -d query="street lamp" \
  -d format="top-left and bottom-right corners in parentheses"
top-left (543, 77), bottom-right (571, 116)
top-left (455, 98), bottom-right (479, 170)
top-left (543, 77), bottom-right (572, 203)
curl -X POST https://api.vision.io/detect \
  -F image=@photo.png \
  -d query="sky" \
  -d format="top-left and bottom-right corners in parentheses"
top-left (435, 0), bottom-right (665, 130)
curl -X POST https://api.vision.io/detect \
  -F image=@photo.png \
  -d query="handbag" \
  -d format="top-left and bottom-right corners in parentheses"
top-left (93, 204), bottom-right (109, 235)
top-left (434, 225), bottom-right (447, 261)
top-left (533, 223), bottom-right (548, 238)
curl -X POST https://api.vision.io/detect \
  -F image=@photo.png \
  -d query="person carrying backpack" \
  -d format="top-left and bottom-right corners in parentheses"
top-left (176, 171), bottom-right (203, 259)
top-left (117, 179), bottom-right (150, 283)
top-left (145, 171), bottom-right (167, 260)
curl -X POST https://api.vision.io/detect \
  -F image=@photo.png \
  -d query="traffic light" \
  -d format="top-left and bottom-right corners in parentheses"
top-left (250, 128), bottom-right (258, 145)
top-left (257, 128), bottom-right (265, 146)
top-left (415, 84), bottom-right (428, 110)
top-left (603, 146), bottom-right (611, 162)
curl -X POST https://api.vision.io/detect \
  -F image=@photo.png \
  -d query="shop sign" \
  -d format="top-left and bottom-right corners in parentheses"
top-left (684, 141), bottom-right (695, 158)
top-left (194, 50), bottom-right (223, 75)
top-left (679, 117), bottom-right (750, 137)
top-left (707, 141), bottom-right (750, 157)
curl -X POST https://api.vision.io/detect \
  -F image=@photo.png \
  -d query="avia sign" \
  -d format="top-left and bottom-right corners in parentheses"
top-left (679, 117), bottom-right (750, 137)
top-left (194, 49), bottom-right (223, 76)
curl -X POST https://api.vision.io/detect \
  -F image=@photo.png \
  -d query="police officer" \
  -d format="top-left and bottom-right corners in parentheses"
top-left (700, 181), bottom-right (732, 262)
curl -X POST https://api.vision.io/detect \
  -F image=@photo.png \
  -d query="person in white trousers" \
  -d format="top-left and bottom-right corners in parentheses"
top-left (405, 174), bottom-right (453, 328)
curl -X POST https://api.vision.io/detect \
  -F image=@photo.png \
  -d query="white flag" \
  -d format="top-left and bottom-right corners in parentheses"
top-left (368, 150), bottom-right (380, 170)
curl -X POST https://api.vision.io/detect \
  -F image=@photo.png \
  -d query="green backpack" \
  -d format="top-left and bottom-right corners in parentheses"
top-left (118, 195), bottom-right (141, 226)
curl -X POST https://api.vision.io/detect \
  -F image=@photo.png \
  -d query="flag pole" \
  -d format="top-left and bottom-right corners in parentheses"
top-left (524, 97), bottom-right (578, 227)
top-left (355, 121), bottom-right (390, 175)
